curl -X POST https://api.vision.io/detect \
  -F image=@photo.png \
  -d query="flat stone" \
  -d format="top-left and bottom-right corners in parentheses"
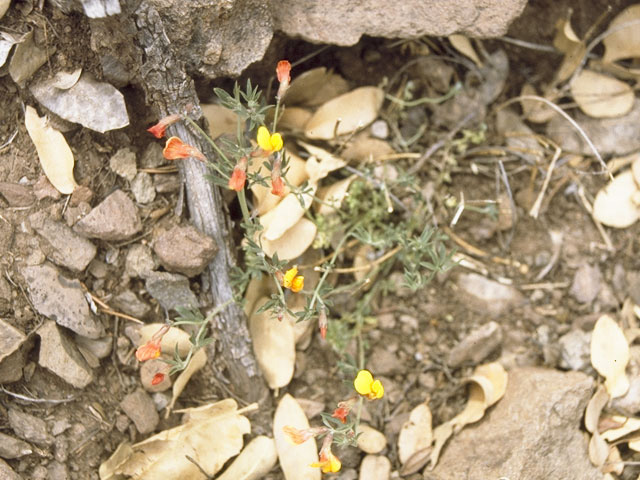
top-left (570, 263), bottom-right (602, 304)
top-left (558, 329), bottom-right (592, 372)
top-left (456, 273), bottom-right (525, 316)
top-left (131, 172), bottom-right (156, 204)
top-left (0, 431), bottom-right (33, 459)
top-left (29, 211), bottom-right (97, 272)
top-left (140, 142), bottom-right (164, 169)
top-left (153, 224), bottom-right (217, 277)
top-left (74, 190), bottom-right (142, 241)
top-left (47, 461), bottom-right (68, 480)
top-left (145, 271), bottom-right (198, 312)
top-left (33, 175), bottom-right (61, 201)
top-left (75, 334), bottom-right (112, 359)
top-left (109, 148), bottom-right (137, 181)
top-left (366, 348), bottom-right (403, 376)
top-left (37, 320), bottom-right (93, 388)
top-left (0, 319), bottom-right (27, 384)
top-left (448, 321), bottom-right (503, 367)
top-left (0, 182), bottom-right (34, 207)
top-left (140, 359), bottom-right (171, 393)
top-left (22, 263), bottom-right (104, 339)
top-left (8, 408), bottom-right (53, 446)
top-left (120, 389), bottom-right (159, 434)
top-left (0, 219), bottom-right (14, 260)
top-left (0, 459), bottom-right (21, 480)
top-left (430, 368), bottom-right (601, 480)
top-left (124, 244), bottom-right (156, 278)
top-left (111, 290), bottom-right (150, 319)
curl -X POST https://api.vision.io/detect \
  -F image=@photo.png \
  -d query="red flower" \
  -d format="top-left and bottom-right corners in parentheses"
top-left (228, 156), bottom-right (248, 191)
top-left (271, 157), bottom-right (284, 196)
top-left (163, 136), bottom-right (205, 161)
top-left (331, 398), bottom-right (355, 423)
top-left (151, 373), bottom-right (165, 385)
top-left (276, 60), bottom-right (291, 99)
top-left (135, 339), bottom-right (162, 362)
top-left (147, 114), bottom-right (181, 139)
top-left (318, 306), bottom-right (328, 340)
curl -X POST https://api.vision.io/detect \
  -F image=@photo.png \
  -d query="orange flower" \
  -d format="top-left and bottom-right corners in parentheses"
top-left (228, 156), bottom-right (248, 191)
top-left (276, 60), bottom-right (291, 99)
top-left (163, 136), bottom-right (205, 161)
top-left (147, 114), bottom-right (181, 138)
top-left (135, 339), bottom-right (162, 362)
top-left (282, 266), bottom-right (304, 293)
top-left (311, 434), bottom-right (341, 473)
top-left (151, 373), bottom-right (165, 385)
top-left (318, 306), bottom-right (328, 340)
top-left (270, 156), bottom-right (285, 196)
top-left (331, 399), bottom-right (355, 423)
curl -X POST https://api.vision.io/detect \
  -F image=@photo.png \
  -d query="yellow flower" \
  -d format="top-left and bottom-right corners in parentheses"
top-left (311, 447), bottom-right (341, 473)
top-left (282, 266), bottom-right (304, 293)
top-left (354, 369), bottom-right (384, 400)
top-left (257, 126), bottom-right (283, 153)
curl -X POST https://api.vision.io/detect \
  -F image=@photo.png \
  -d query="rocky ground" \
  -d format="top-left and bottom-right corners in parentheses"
top-left (1, 0), bottom-right (640, 480)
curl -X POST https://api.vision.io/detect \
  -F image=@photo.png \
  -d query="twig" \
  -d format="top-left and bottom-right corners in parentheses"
top-left (534, 230), bottom-right (563, 281)
top-left (323, 246), bottom-right (402, 274)
top-left (520, 281), bottom-right (570, 290)
top-left (0, 386), bottom-right (75, 404)
top-left (497, 36), bottom-right (559, 53)
top-left (574, 183), bottom-right (614, 252)
top-left (529, 147), bottom-right (561, 218)
top-left (81, 286), bottom-right (144, 324)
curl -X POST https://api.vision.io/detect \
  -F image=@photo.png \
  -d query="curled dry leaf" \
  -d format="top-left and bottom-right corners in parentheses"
top-left (359, 455), bottom-right (391, 480)
top-left (273, 394), bottom-right (320, 480)
top-left (9, 30), bottom-right (51, 85)
top-left (243, 275), bottom-right (273, 318)
top-left (591, 314), bottom-right (630, 398)
top-left (99, 399), bottom-right (251, 480)
top-left (341, 133), bottom-right (395, 163)
top-left (356, 424), bottom-right (387, 454)
top-left (275, 107), bottom-right (313, 132)
top-left (202, 104), bottom-right (238, 140)
top-left (593, 170), bottom-right (640, 228)
top-left (448, 34), bottom-right (482, 67)
top-left (552, 17), bottom-right (586, 83)
top-left (601, 415), bottom-right (640, 442)
top-left (24, 106), bottom-right (77, 195)
top-left (603, 446), bottom-right (623, 475)
top-left (602, 4), bottom-right (640, 65)
top-left (299, 142), bottom-right (347, 182)
top-left (398, 402), bottom-right (433, 465)
top-left (168, 348), bottom-right (207, 412)
top-left (249, 297), bottom-right (295, 389)
top-left (633, 156), bottom-right (640, 185)
top-left (259, 183), bottom-right (316, 241)
top-left (570, 70), bottom-right (634, 118)
top-left (283, 67), bottom-right (349, 107)
top-left (428, 421), bottom-right (453, 470)
top-left (304, 87), bottom-right (384, 140)
top-left (51, 68), bottom-right (83, 90)
top-left (316, 176), bottom-right (356, 215)
top-left (250, 151), bottom-right (308, 216)
top-left (589, 429), bottom-right (610, 468)
top-left (585, 385), bottom-right (609, 434)
top-left (519, 84), bottom-right (556, 124)
top-left (215, 435), bottom-right (278, 480)
top-left (261, 217), bottom-right (317, 260)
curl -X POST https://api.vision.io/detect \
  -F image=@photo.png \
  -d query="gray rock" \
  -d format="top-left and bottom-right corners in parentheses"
top-left (33, 176), bottom-right (61, 201)
top-left (558, 330), bottom-right (592, 372)
top-left (448, 321), bottom-right (503, 367)
top-left (0, 459), bottom-right (21, 480)
top-left (8, 408), bottom-right (53, 446)
top-left (36, 321), bottom-right (93, 388)
top-left (570, 263), bottom-right (602, 304)
top-left (30, 72), bottom-right (129, 133)
top-left (0, 432), bottom-right (33, 459)
top-left (140, 142), bottom-right (164, 169)
top-left (456, 273), bottom-right (525, 316)
top-left (22, 263), bottom-right (104, 339)
top-left (120, 389), bottom-right (159, 434)
top-left (74, 190), bottom-right (142, 241)
top-left (0, 182), bottom-right (34, 207)
top-left (109, 148), bottom-right (137, 181)
top-left (74, 334), bottom-right (112, 359)
top-left (29, 211), bottom-right (97, 272)
top-left (366, 349), bottom-right (403, 376)
top-left (131, 172), bottom-right (156, 204)
top-left (547, 99), bottom-right (640, 156)
top-left (0, 276), bottom-right (11, 314)
top-left (111, 290), bottom-right (150, 319)
top-left (152, 224), bottom-right (217, 277)
top-left (612, 376), bottom-right (640, 415)
top-left (125, 244), bottom-right (156, 278)
top-left (429, 368), bottom-right (601, 480)
top-left (0, 219), bottom-right (14, 259)
top-left (144, 271), bottom-right (198, 312)
top-left (100, 54), bottom-right (132, 87)
top-left (0, 319), bottom-right (27, 384)
top-left (47, 461), bottom-right (68, 480)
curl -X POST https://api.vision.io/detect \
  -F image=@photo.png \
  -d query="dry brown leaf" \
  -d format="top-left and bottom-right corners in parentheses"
top-left (629, 436), bottom-right (640, 452)
top-left (341, 133), bottom-right (395, 163)
top-left (0, 0), bottom-right (10, 19)
top-left (215, 435), bottom-right (278, 480)
top-left (201, 104), bottom-right (238, 140)
top-left (250, 151), bottom-right (308, 216)
top-left (399, 447), bottom-right (432, 476)
top-left (168, 348), bottom-right (207, 411)
top-left (601, 415), bottom-right (640, 442)
top-left (553, 17), bottom-right (581, 53)
top-left (283, 67), bottom-right (349, 107)
top-left (585, 385), bottom-right (609, 434)
top-left (24, 106), bottom-right (76, 195)
top-left (519, 84), bottom-right (557, 124)
top-left (602, 4), bottom-right (640, 65)
top-left (316, 176), bottom-right (356, 215)
top-left (398, 402), bottom-right (433, 464)
top-left (603, 446), bottom-right (624, 475)
top-left (449, 35), bottom-right (482, 66)
top-left (249, 297), bottom-right (295, 389)
top-left (261, 217), bottom-right (317, 260)
top-left (552, 17), bottom-right (586, 83)
top-left (259, 183), bottom-right (316, 241)
top-left (298, 142), bottom-right (347, 182)
top-left (277, 107), bottom-right (313, 131)
top-left (304, 87), bottom-right (384, 140)
top-left (633, 156), bottom-right (640, 185)
top-left (589, 430), bottom-right (610, 468)
top-left (570, 70), bottom-right (634, 118)
top-left (593, 170), bottom-right (640, 228)
top-left (359, 455), bottom-right (391, 480)
top-left (99, 399), bottom-right (251, 479)
top-left (356, 424), bottom-right (387, 454)
top-left (273, 394), bottom-right (320, 480)
top-left (428, 421), bottom-right (453, 470)
top-left (243, 275), bottom-right (273, 318)
top-left (591, 315), bottom-right (630, 398)
top-left (9, 31), bottom-right (51, 85)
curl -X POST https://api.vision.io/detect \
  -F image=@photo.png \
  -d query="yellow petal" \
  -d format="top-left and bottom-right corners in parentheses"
top-left (270, 133), bottom-right (283, 152)
top-left (291, 276), bottom-right (304, 293)
top-left (371, 379), bottom-right (384, 399)
top-left (354, 370), bottom-right (374, 395)
top-left (283, 267), bottom-right (298, 289)
top-left (257, 126), bottom-right (272, 151)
